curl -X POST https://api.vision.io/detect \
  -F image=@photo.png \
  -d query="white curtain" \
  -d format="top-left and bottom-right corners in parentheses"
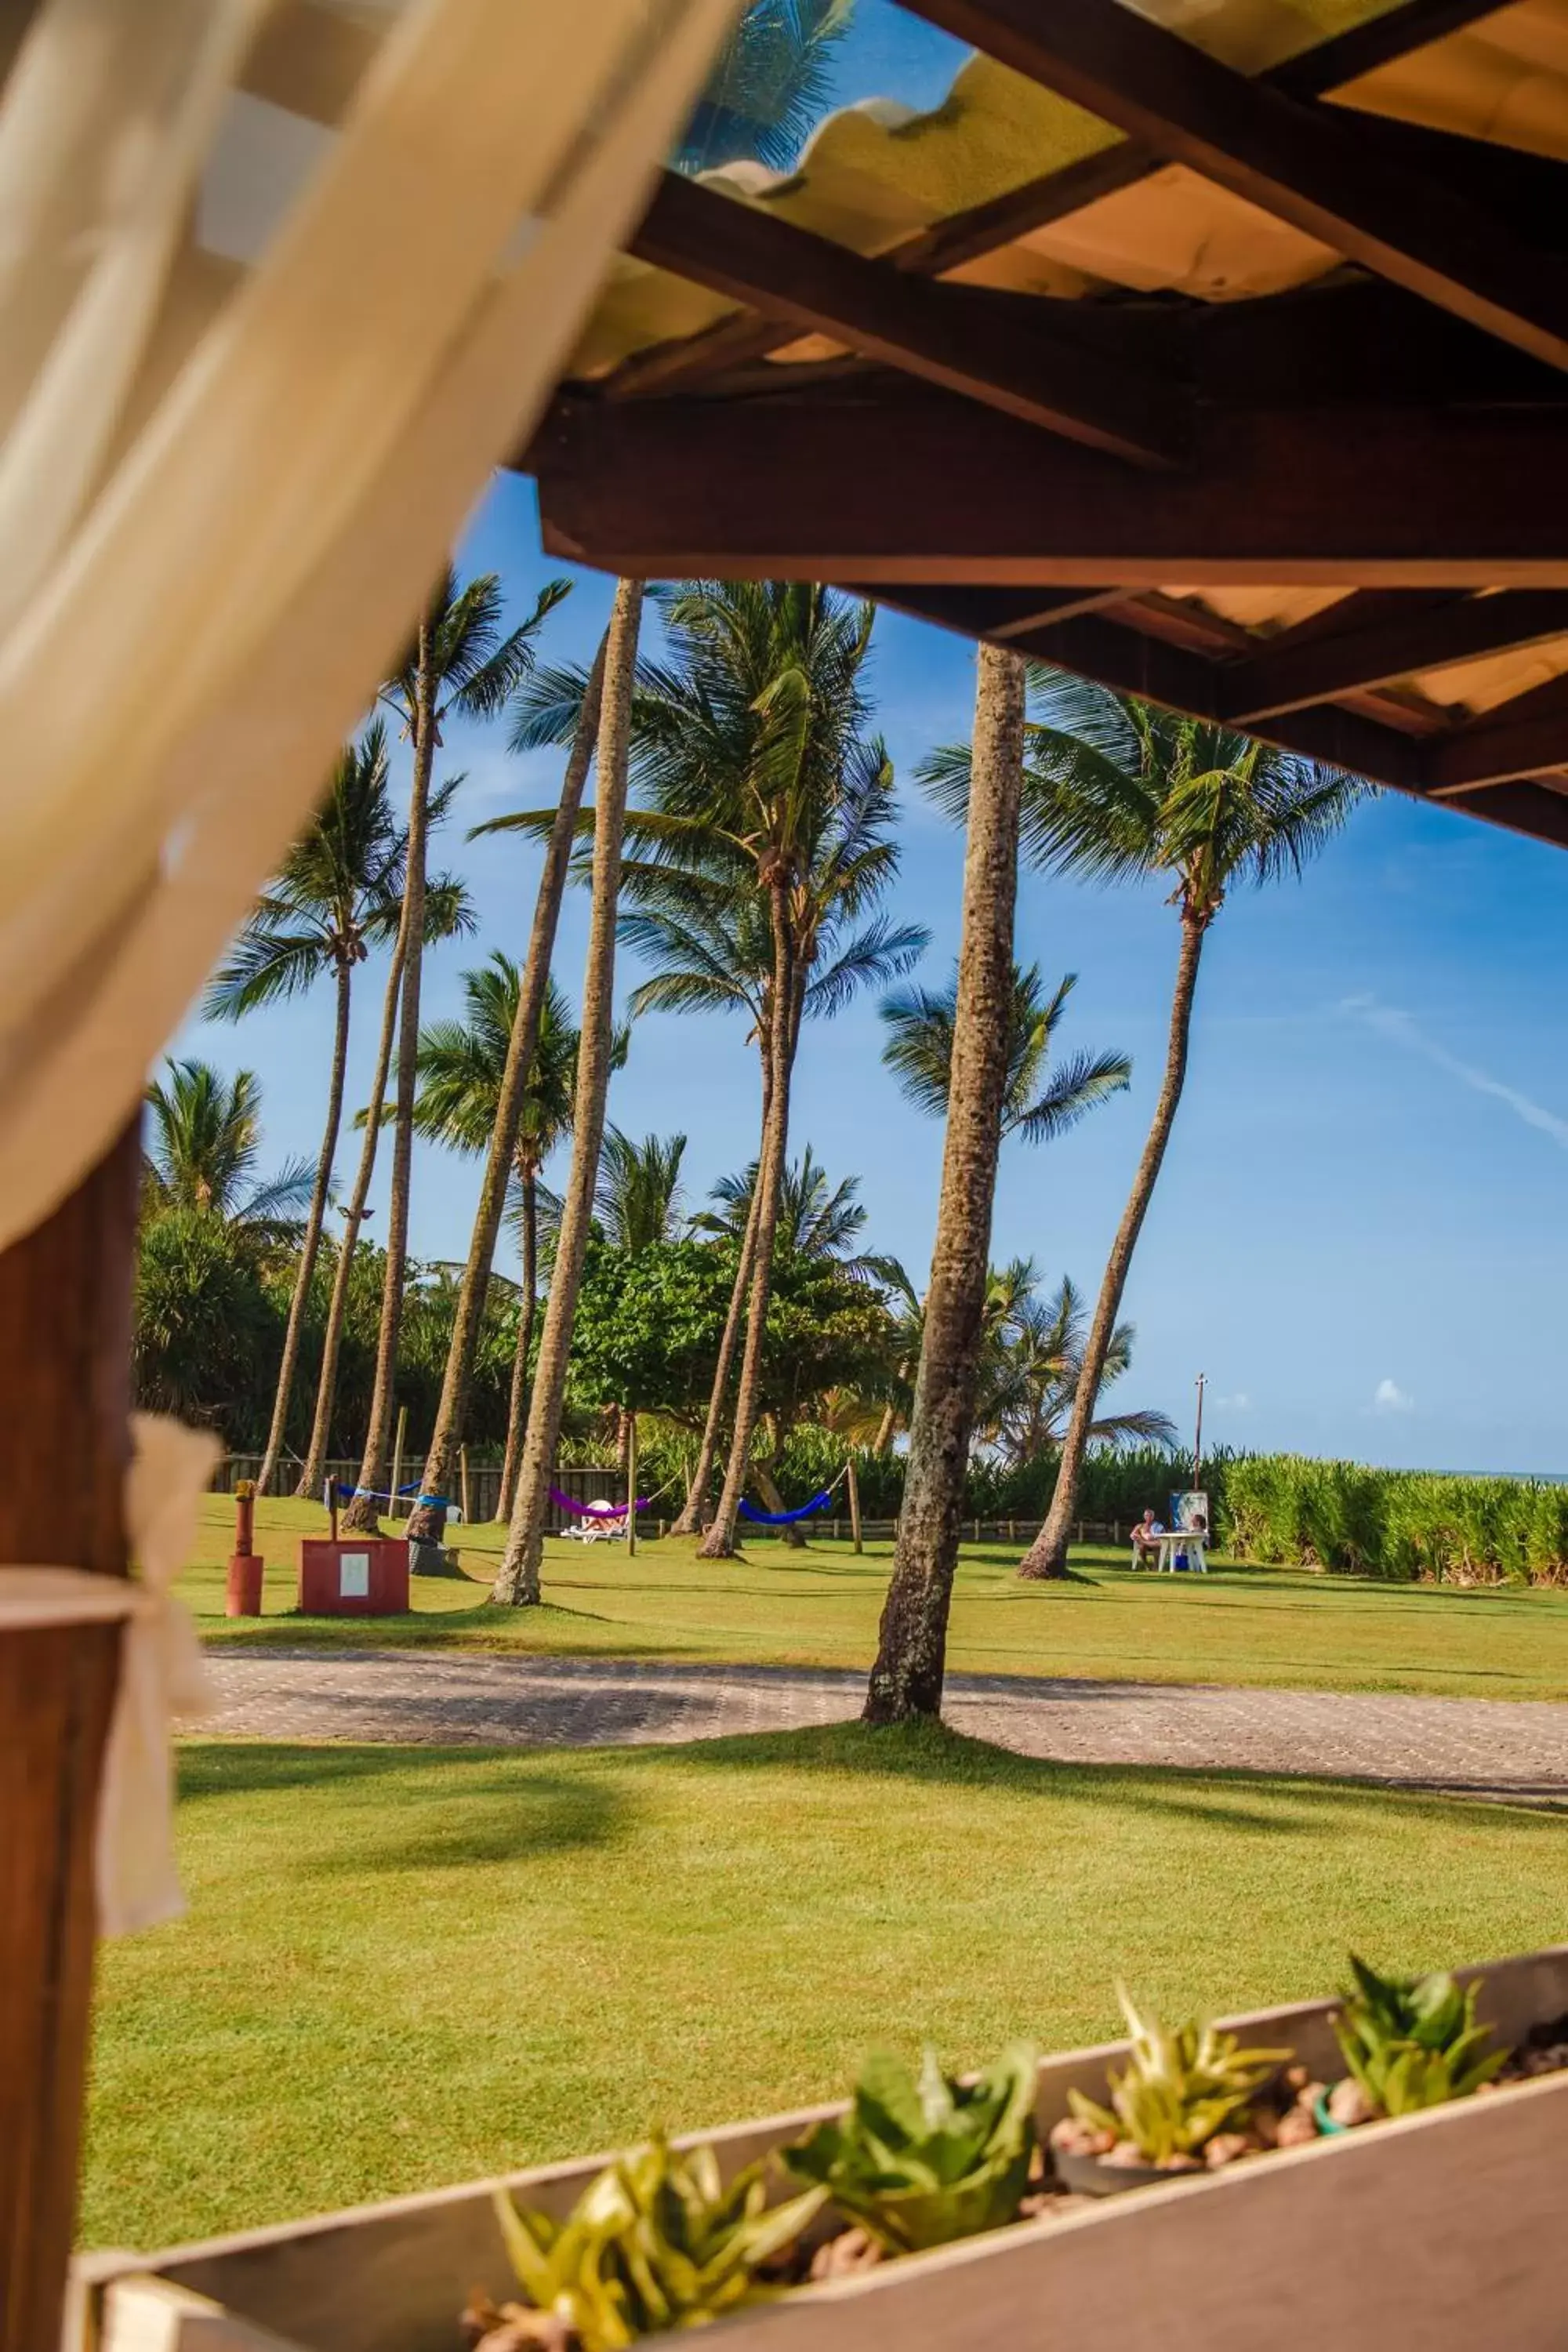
top-left (0, 0), bottom-right (739, 1255)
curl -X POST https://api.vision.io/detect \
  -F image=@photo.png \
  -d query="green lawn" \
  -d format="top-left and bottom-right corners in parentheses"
top-left (85, 1723), bottom-right (1568, 2251)
top-left (184, 1497), bottom-right (1568, 1703)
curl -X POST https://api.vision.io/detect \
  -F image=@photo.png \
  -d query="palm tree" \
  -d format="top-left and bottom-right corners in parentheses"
top-left (880, 964), bottom-right (1131, 1144)
top-left (143, 1061), bottom-right (313, 1228)
top-left (696, 1146), bottom-right (876, 1270)
top-left (677, 0), bottom-right (853, 172)
top-left (204, 724), bottom-right (406, 1494)
top-left (495, 577), bottom-right (645, 1605)
top-left (342, 566), bottom-right (568, 1534)
top-left (973, 1265), bottom-right (1175, 1467)
top-left (926, 675), bottom-right (1364, 1580)
top-left (596, 1128), bottom-right (688, 1250)
top-left (865, 644), bottom-right (1026, 1725)
top-left (409, 956), bottom-right (602, 1519)
top-left (405, 630), bottom-right (607, 1559)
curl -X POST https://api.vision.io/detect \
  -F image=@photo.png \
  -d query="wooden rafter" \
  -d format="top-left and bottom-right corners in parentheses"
top-left (1221, 593), bottom-right (1568, 722)
top-left (896, 0), bottom-right (1568, 375)
top-left (530, 390), bottom-right (1568, 589)
top-left (604, 0), bottom-right (1522, 402)
top-left (833, 586), bottom-right (1127, 636)
top-left (1427, 676), bottom-right (1568, 791)
top-left (627, 173), bottom-right (1186, 464)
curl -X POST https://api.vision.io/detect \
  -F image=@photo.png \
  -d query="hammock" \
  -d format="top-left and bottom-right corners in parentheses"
top-left (549, 1486), bottom-right (649, 1519)
top-left (739, 1490), bottom-right (833, 1526)
top-left (332, 1479), bottom-right (453, 1512)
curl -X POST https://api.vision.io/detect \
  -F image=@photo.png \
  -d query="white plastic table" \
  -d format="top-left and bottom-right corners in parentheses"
top-left (1152, 1529), bottom-right (1207, 1573)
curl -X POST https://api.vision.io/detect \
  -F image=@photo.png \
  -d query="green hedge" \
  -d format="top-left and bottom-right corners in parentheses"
top-left (1224, 1455), bottom-right (1568, 1584)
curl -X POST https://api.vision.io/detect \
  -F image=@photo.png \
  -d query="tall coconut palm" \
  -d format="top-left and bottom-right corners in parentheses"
top-left (204, 724), bottom-right (407, 1494)
top-left (405, 631), bottom-right (607, 1559)
top-left (864, 644), bottom-right (1026, 1724)
top-left (409, 955), bottom-right (610, 1520)
top-left (924, 675), bottom-right (1364, 1580)
top-left (880, 964), bottom-right (1131, 1144)
top-left (696, 1146), bottom-right (878, 1272)
top-left (495, 577), bottom-right (645, 1605)
top-left (144, 1061), bottom-right (313, 1229)
top-left (342, 566), bottom-right (568, 1534)
top-left (596, 1128), bottom-right (688, 1250)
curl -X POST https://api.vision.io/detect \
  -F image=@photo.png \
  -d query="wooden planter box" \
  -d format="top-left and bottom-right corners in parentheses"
top-left (78, 1944), bottom-right (1568, 2352)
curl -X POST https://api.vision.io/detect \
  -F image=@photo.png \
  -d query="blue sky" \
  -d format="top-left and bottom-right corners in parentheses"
top-left (173, 471), bottom-right (1568, 1476)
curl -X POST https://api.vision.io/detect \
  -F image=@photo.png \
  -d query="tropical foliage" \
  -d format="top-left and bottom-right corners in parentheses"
top-left (1332, 1958), bottom-right (1504, 2118)
top-left (1225, 1454), bottom-right (1568, 1584)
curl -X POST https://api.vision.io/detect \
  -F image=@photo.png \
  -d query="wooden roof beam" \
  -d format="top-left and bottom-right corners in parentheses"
top-left (833, 586), bottom-right (1127, 637)
top-left (529, 390), bottom-right (1568, 589)
top-left (626, 173), bottom-right (1187, 466)
top-left (1426, 675), bottom-right (1568, 790)
top-left (1222, 593), bottom-right (1568, 722)
top-left (898, 0), bottom-right (1568, 376)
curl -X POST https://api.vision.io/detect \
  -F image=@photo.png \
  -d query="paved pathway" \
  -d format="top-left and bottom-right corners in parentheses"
top-left (201, 1652), bottom-right (1568, 1802)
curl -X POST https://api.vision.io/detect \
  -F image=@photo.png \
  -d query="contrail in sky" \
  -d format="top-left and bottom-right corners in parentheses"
top-left (1341, 993), bottom-right (1568, 1152)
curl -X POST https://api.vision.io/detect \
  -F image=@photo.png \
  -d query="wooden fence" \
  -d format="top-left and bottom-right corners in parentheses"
top-left (212, 1462), bottom-right (1136, 1551)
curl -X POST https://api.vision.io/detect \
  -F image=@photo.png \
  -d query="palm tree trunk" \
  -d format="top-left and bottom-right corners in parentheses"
top-left (669, 1057), bottom-right (771, 1537)
top-left (343, 620), bottom-right (436, 1534)
top-left (496, 1169), bottom-right (539, 1522)
top-left (1020, 910), bottom-right (1207, 1580)
top-left (407, 637), bottom-right (609, 1555)
top-left (697, 877), bottom-right (794, 1561)
top-left (295, 931), bottom-right (405, 1497)
top-left (493, 579), bottom-right (643, 1606)
top-left (864, 646), bottom-right (1025, 1723)
top-left (256, 958), bottom-right (352, 1494)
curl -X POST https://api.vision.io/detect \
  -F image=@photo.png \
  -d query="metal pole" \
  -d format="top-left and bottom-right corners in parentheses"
top-left (1193, 1371), bottom-right (1207, 1487)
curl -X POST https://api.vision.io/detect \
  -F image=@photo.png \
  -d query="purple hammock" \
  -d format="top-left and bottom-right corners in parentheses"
top-left (549, 1486), bottom-right (649, 1519)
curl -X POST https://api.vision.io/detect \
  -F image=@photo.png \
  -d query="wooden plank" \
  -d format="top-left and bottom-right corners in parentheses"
top-left (627, 172), bottom-right (1187, 464)
top-left (0, 1123), bottom-right (139, 2352)
top-left (840, 585), bottom-right (1128, 637)
top-left (1273, 0), bottom-right (1519, 96)
top-left (1425, 673), bottom-right (1568, 789)
top-left (1223, 592), bottom-right (1568, 720)
top-left (530, 390), bottom-right (1568, 588)
top-left (896, 0), bottom-right (1568, 375)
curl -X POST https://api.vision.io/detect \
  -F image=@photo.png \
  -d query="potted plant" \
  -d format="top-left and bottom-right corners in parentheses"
top-left (1316, 1955), bottom-right (1508, 2132)
top-left (1047, 1988), bottom-right (1298, 2192)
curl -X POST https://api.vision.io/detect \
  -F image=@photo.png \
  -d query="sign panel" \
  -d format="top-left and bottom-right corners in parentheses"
top-left (339, 1551), bottom-right (371, 1599)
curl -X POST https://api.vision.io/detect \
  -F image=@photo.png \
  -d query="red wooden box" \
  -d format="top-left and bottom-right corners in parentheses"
top-left (297, 1537), bottom-right (409, 1616)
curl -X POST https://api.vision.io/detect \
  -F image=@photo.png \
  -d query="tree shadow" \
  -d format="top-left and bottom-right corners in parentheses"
top-left (652, 1719), bottom-right (1568, 1834)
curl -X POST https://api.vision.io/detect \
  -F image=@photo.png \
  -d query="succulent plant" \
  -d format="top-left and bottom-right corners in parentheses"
top-left (1332, 1955), bottom-right (1507, 2118)
top-left (483, 2134), bottom-right (826, 2352)
top-left (1067, 1987), bottom-right (1291, 2166)
top-left (783, 2042), bottom-right (1038, 2254)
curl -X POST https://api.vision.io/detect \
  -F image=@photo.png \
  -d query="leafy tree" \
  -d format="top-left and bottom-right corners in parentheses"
top-left (923, 676), bottom-right (1365, 1578)
top-left (134, 1210), bottom-right (278, 1428)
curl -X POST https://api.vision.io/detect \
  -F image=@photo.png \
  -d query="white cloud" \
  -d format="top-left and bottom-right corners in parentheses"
top-left (1215, 1391), bottom-right (1250, 1412)
top-left (1341, 993), bottom-right (1568, 1153)
top-left (1373, 1377), bottom-right (1413, 1414)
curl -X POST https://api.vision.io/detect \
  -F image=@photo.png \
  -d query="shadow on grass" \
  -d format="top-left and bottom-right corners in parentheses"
top-left (177, 1743), bottom-right (630, 1868)
top-left (653, 1719), bottom-right (1568, 1831)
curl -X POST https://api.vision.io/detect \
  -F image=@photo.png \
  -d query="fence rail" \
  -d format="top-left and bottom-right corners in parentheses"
top-left (212, 1464), bottom-right (1138, 1552)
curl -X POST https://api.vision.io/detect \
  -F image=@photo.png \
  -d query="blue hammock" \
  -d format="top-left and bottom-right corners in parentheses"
top-left (332, 1479), bottom-right (452, 1509)
top-left (739, 1489), bottom-right (833, 1526)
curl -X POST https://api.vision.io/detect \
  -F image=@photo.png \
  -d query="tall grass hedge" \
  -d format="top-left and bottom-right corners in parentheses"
top-left (1225, 1455), bottom-right (1568, 1584)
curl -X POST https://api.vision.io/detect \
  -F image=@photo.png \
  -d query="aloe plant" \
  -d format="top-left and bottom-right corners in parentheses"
top-left (1333, 1955), bottom-right (1507, 2118)
top-left (485, 2135), bottom-right (825, 2351)
top-left (784, 2043), bottom-right (1038, 2253)
top-left (1067, 1988), bottom-right (1290, 2166)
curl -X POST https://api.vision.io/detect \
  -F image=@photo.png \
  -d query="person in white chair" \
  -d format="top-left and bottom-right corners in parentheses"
top-left (1131, 1508), bottom-right (1164, 1569)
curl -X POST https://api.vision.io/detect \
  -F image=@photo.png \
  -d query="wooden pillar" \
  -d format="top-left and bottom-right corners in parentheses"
top-left (0, 1124), bottom-right (139, 2352)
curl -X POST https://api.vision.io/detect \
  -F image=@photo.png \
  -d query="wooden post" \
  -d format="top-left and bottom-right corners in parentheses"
top-left (459, 1446), bottom-right (471, 1526)
top-left (625, 1412), bottom-right (638, 1559)
top-left (0, 1123), bottom-right (139, 2352)
top-left (847, 1459), bottom-right (863, 1555)
top-left (390, 1403), bottom-right (407, 1520)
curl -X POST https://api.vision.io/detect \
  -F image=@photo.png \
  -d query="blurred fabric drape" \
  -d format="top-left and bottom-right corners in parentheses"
top-left (0, 0), bottom-right (737, 1254)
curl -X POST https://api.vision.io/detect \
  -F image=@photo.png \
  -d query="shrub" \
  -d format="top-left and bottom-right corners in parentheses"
top-left (1225, 1455), bottom-right (1568, 1584)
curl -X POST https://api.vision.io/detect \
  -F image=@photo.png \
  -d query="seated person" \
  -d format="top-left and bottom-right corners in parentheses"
top-left (1130, 1508), bottom-right (1164, 1566)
